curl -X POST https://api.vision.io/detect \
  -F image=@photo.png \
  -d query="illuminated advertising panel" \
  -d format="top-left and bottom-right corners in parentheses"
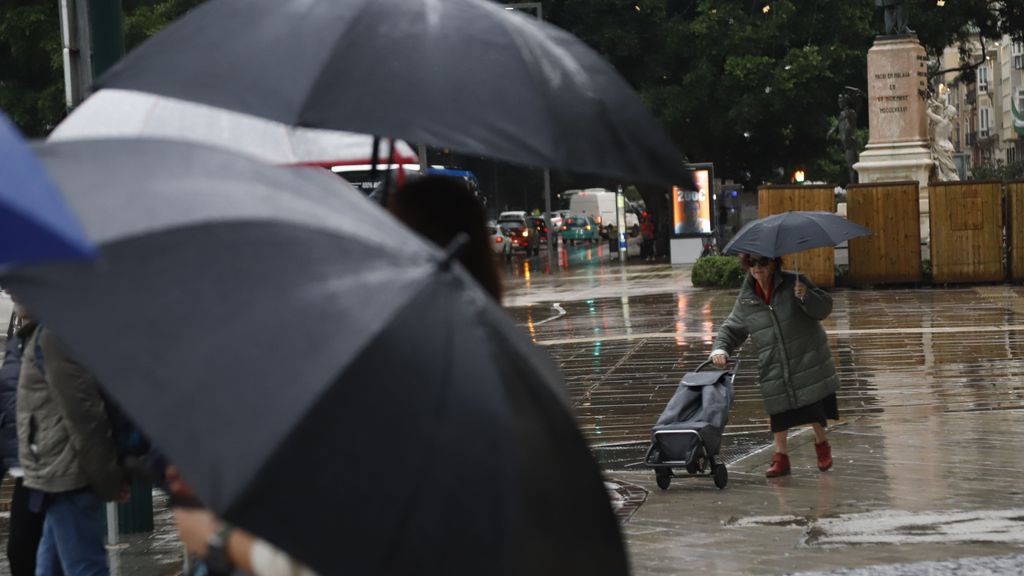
top-left (673, 164), bottom-right (713, 236)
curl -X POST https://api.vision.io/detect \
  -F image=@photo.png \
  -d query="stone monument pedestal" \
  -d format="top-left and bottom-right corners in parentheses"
top-left (853, 35), bottom-right (933, 245)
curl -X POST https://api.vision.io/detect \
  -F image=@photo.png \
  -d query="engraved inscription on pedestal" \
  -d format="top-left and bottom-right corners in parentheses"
top-left (866, 37), bottom-right (928, 145)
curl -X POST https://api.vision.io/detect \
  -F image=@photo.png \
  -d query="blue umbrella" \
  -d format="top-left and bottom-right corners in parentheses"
top-left (0, 111), bottom-right (95, 266)
top-left (723, 211), bottom-right (871, 258)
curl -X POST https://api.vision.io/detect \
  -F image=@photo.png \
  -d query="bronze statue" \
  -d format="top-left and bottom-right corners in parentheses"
top-left (827, 93), bottom-right (859, 185)
top-left (876, 0), bottom-right (912, 35)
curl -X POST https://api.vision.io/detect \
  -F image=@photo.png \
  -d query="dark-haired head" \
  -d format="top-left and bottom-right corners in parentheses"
top-left (739, 253), bottom-right (783, 271)
top-left (388, 175), bottom-right (502, 302)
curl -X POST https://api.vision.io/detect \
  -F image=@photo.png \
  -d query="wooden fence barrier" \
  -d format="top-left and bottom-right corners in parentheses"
top-left (757, 185), bottom-right (835, 287)
top-left (929, 180), bottom-right (1004, 284)
top-left (1009, 181), bottom-right (1024, 282)
top-left (846, 181), bottom-right (922, 284)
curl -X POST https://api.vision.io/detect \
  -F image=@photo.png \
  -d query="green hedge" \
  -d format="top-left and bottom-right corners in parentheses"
top-left (692, 256), bottom-right (745, 288)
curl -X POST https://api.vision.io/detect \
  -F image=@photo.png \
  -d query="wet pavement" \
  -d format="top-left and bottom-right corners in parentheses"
top-left (793, 554), bottom-right (1024, 575)
top-left (502, 246), bottom-right (1024, 574)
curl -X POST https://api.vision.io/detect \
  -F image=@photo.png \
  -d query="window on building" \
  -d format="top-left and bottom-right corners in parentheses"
top-left (980, 107), bottom-right (992, 137)
top-left (1014, 42), bottom-right (1024, 70)
top-left (1010, 147), bottom-right (1018, 164)
top-left (978, 65), bottom-right (989, 92)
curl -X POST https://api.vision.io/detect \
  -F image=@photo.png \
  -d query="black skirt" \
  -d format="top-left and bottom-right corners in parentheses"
top-left (770, 393), bottom-right (839, 433)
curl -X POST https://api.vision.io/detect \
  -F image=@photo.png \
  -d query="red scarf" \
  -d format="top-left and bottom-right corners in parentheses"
top-left (754, 280), bottom-right (773, 305)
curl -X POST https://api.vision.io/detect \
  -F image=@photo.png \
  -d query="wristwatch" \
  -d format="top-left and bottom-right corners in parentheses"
top-left (205, 523), bottom-right (235, 575)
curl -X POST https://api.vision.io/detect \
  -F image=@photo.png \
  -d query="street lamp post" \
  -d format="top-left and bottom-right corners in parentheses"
top-left (58, 0), bottom-right (124, 111)
top-left (616, 186), bottom-right (627, 263)
top-left (58, 0), bottom-right (93, 109)
top-left (505, 3), bottom-right (557, 268)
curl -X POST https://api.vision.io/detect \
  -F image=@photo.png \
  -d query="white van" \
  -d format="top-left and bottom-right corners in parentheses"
top-left (568, 189), bottom-right (639, 237)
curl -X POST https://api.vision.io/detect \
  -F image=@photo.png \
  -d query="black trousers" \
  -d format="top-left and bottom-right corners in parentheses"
top-left (641, 239), bottom-right (654, 259)
top-left (6, 477), bottom-right (45, 576)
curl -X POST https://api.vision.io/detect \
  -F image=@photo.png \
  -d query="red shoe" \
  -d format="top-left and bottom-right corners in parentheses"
top-left (766, 453), bottom-right (791, 477)
top-left (815, 441), bottom-right (833, 471)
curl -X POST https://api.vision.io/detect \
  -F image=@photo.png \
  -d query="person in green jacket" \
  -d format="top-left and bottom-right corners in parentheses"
top-left (710, 253), bottom-right (839, 477)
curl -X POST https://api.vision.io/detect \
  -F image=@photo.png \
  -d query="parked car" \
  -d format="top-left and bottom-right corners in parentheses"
top-left (497, 211), bottom-right (539, 255)
top-left (568, 189), bottom-right (640, 238)
top-left (561, 214), bottom-right (601, 245)
top-left (487, 224), bottom-right (513, 261)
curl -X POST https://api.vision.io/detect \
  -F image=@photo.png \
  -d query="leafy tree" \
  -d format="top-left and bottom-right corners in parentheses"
top-left (545, 0), bottom-right (876, 188)
top-left (0, 1), bottom-right (64, 137)
top-left (123, 0), bottom-right (204, 51)
top-left (970, 160), bottom-right (1024, 181)
top-left (540, 0), bottom-right (1024, 188)
top-left (911, 1), bottom-right (1024, 85)
top-left (0, 0), bottom-right (204, 136)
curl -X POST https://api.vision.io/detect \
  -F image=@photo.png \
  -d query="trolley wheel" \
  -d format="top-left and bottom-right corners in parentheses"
top-left (656, 471), bottom-right (672, 490)
top-left (713, 464), bottom-right (728, 489)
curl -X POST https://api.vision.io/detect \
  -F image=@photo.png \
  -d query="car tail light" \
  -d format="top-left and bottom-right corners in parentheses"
top-left (522, 230), bottom-right (529, 237)
top-left (495, 237), bottom-right (503, 243)
top-left (562, 226), bottom-right (567, 230)
top-left (595, 216), bottom-right (602, 224)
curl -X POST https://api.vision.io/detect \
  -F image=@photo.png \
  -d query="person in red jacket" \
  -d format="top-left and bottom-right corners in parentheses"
top-left (640, 216), bottom-right (656, 261)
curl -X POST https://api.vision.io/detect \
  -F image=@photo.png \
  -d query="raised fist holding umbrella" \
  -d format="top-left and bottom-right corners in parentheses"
top-left (710, 212), bottom-right (870, 478)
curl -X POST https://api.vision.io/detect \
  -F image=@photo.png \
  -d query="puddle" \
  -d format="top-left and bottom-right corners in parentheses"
top-left (802, 508), bottom-right (1024, 546)
top-left (727, 514), bottom-right (809, 528)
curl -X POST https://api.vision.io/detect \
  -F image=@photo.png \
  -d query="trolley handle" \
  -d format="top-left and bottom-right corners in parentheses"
top-left (696, 358), bottom-right (740, 373)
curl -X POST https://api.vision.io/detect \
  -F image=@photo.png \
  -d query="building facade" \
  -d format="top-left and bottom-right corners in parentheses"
top-left (938, 35), bottom-right (1024, 174)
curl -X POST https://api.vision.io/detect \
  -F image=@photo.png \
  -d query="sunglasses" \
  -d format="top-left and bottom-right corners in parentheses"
top-left (749, 256), bottom-right (774, 267)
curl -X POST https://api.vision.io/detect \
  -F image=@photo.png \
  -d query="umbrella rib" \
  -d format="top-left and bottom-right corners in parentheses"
top-left (294, 0), bottom-right (376, 129)
top-left (808, 215), bottom-right (838, 243)
top-left (379, 291), bottom-right (459, 575)
top-left (770, 213), bottom-right (786, 258)
top-left (491, 9), bottom-right (564, 163)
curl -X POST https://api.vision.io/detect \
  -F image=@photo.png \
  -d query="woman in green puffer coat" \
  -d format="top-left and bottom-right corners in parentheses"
top-left (710, 253), bottom-right (839, 478)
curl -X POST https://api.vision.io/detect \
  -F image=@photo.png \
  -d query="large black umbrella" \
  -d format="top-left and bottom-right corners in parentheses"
top-left (1, 139), bottom-right (627, 576)
top-left (722, 211), bottom-right (872, 257)
top-left (97, 0), bottom-right (691, 186)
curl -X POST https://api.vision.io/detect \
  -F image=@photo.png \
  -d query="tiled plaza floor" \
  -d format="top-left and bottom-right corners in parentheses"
top-left (504, 258), bottom-right (1024, 575)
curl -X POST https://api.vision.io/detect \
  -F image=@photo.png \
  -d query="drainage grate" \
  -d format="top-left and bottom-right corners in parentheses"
top-left (606, 479), bottom-right (647, 524)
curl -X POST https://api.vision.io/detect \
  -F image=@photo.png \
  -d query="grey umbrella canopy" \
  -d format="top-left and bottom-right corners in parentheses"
top-left (97, 0), bottom-right (691, 186)
top-left (723, 211), bottom-right (872, 257)
top-left (1, 139), bottom-right (627, 576)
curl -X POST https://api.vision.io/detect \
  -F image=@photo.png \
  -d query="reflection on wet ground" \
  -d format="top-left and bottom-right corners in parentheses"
top-left (0, 490), bottom-right (181, 576)
top-left (505, 270), bottom-right (1024, 574)
top-left (506, 285), bottom-right (1024, 470)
